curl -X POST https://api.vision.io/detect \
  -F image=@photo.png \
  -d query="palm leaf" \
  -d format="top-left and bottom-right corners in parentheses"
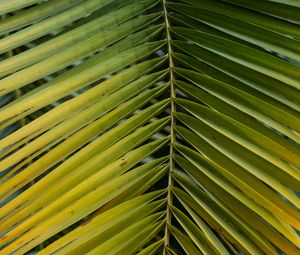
top-left (0, 0), bottom-right (299, 254)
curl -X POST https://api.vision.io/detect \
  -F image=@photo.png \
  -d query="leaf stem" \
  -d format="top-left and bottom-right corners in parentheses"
top-left (162, 0), bottom-right (175, 253)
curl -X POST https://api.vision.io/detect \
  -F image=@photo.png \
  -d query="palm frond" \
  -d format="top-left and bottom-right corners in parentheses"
top-left (0, 0), bottom-right (299, 254)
